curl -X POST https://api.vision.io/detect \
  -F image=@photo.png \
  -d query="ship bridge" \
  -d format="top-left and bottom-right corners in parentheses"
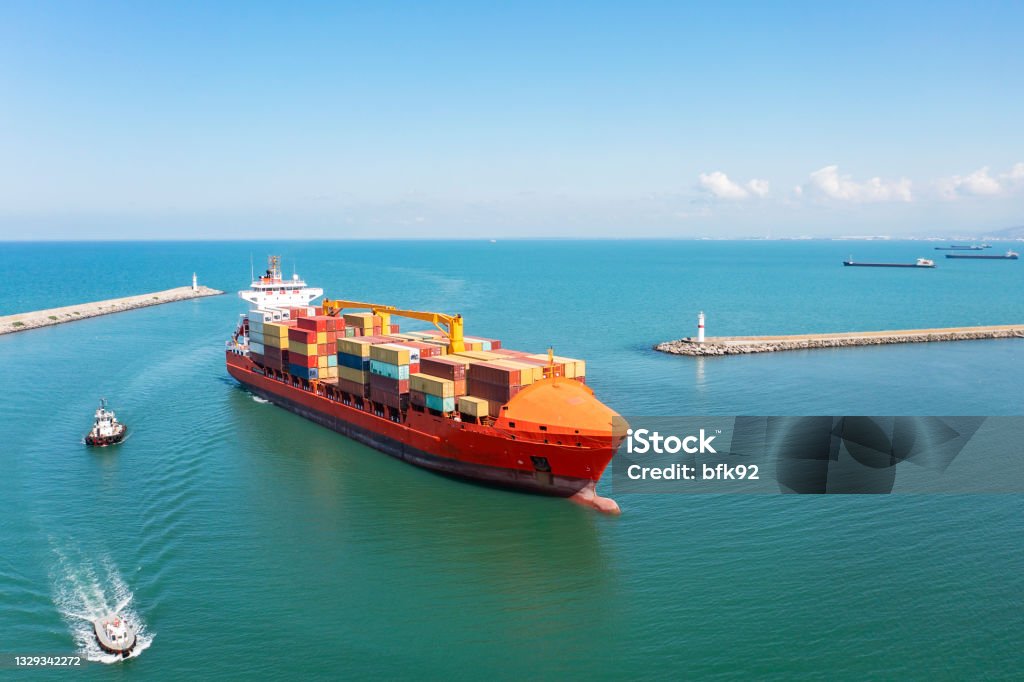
top-left (239, 256), bottom-right (323, 309)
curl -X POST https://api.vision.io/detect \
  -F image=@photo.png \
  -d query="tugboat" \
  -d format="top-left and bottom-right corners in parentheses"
top-left (92, 614), bottom-right (137, 656)
top-left (85, 399), bottom-right (127, 447)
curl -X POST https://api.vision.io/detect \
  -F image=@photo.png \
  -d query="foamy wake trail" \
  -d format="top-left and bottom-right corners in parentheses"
top-left (251, 394), bottom-right (270, 404)
top-left (51, 548), bottom-right (154, 663)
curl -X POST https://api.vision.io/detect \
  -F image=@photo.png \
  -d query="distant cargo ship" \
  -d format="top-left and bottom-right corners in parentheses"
top-left (843, 257), bottom-right (935, 268)
top-left (935, 245), bottom-right (984, 250)
top-left (225, 257), bottom-right (623, 512)
top-left (945, 251), bottom-right (1019, 260)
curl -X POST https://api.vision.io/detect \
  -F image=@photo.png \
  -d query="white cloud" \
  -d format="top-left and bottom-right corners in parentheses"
top-left (801, 165), bottom-right (912, 203)
top-left (697, 171), bottom-right (770, 200)
top-left (746, 178), bottom-right (770, 198)
top-left (938, 163), bottom-right (1024, 199)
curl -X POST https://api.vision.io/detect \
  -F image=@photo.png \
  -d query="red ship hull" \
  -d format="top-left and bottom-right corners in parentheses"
top-left (226, 352), bottom-right (620, 498)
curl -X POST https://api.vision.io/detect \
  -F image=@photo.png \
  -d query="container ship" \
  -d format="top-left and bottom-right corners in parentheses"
top-left (945, 250), bottom-right (1019, 260)
top-left (225, 257), bottom-right (624, 513)
top-left (843, 257), bottom-right (935, 268)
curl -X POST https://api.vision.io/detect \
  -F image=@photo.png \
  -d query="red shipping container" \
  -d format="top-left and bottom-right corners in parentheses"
top-left (419, 356), bottom-right (467, 381)
top-left (369, 373), bottom-right (409, 395)
top-left (403, 340), bottom-right (442, 358)
top-left (326, 317), bottom-right (337, 332)
top-left (339, 378), bottom-right (369, 398)
top-left (410, 362), bottom-right (420, 374)
top-left (467, 377), bottom-right (521, 404)
top-left (372, 326), bottom-right (382, 336)
top-left (389, 324), bottom-right (401, 334)
top-left (250, 352), bottom-right (264, 365)
top-left (290, 352), bottom-right (317, 368)
top-left (318, 343), bottom-right (329, 355)
top-left (370, 386), bottom-right (408, 410)
top-left (409, 389), bottom-right (427, 408)
top-left (469, 362), bottom-right (521, 386)
top-left (288, 327), bottom-right (316, 344)
top-left (264, 347), bottom-right (283, 362)
top-left (327, 331), bottom-right (337, 343)
top-left (297, 316), bottom-right (331, 332)
top-left (454, 379), bottom-right (466, 396)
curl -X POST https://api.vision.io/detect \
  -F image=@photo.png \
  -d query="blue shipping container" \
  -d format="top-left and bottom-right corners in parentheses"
top-left (289, 364), bottom-right (319, 380)
top-left (370, 360), bottom-right (410, 380)
top-left (426, 394), bottom-right (456, 412)
top-left (338, 353), bottom-right (371, 371)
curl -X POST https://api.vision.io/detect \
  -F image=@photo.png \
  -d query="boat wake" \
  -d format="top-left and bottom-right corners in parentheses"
top-left (51, 549), bottom-right (154, 663)
top-left (251, 394), bottom-right (270, 404)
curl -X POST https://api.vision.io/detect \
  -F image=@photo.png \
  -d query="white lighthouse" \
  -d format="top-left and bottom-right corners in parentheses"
top-left (697, 311), bottom-right (705, 343)
top-left (192, 273), bottom-right (198, 292)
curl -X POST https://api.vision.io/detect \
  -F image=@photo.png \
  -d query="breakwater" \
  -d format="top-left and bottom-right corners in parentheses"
top-left (655, 324), bottom-right (1024, 356)
top-left (0, 285), bottom-right (223, 335)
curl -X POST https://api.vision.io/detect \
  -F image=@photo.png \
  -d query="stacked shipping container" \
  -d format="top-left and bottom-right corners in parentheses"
top-left (247, 309), bottom-right (585, 419)
top-left (368, 343), bottom-right (413, 409)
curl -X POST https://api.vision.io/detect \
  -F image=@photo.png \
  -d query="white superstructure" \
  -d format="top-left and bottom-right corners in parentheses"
top-left (239, 256), bottom-right (323, 311)
top-left (85, 398), bottom-right (127, 446)
top-left (90, 403), bottom-right (123, 439)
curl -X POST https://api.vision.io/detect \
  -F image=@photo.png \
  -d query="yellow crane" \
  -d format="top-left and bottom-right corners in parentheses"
top-left (321, 299), bottom-right (466, 353)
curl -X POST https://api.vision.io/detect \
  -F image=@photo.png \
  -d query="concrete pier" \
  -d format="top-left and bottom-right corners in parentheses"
top-left (0, 285), bottom-right (223, 335)
top-left (656, 324), bottom-right (1024, 356)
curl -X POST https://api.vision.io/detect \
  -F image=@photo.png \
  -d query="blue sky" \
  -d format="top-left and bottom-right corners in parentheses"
top-left (1, 1), bottom-right (1022, 239)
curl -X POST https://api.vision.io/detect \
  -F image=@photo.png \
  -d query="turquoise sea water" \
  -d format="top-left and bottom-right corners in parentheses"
top-left (1, 240), bottom-right (1021, 678)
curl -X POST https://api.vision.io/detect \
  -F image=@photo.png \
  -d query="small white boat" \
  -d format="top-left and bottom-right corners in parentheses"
top-left (93, 614), bottom-right (137, 656)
